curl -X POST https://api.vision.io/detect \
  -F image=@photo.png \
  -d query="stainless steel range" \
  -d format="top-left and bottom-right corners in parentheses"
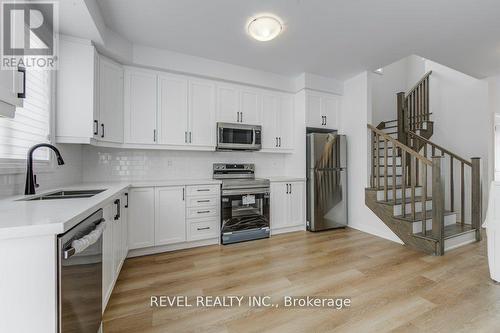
top-left (214, 163), bottom-right (270, 244)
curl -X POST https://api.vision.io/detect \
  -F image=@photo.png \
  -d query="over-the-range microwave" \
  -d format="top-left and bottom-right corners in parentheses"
top-left (216, 122), bottom-right (262, 151)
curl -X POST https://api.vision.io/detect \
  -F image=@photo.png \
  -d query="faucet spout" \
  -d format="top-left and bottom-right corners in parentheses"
top-left (25, 143), bottom-right (65, 195)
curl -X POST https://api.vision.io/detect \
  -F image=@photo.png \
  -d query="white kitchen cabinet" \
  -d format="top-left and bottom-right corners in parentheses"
top-left (98, 56), bottom-right (124, 143)
top-left (261, 92), bottom-right (294, 151)
top-left (158, 73), bottom-right (189, 145)
top-left (271, 181), bottom-right (305, 231)
top-left (189, 79), bottom-right (216, 147)
top-left (306, 90), bottom-right (340, 129)
top-left (155, 186), bottom-right (186, 245)
top-left (128, 187), bottom-right (155, 249)
top-left (112, 198), bottom-right (123, 277)
top-left (102, 202), bottom-right (114, 308)
top-left (121, 192), bottom-right (129, 259)
top-left (124, 68), bottom-right (158, 144)
top-left (0, 67), bottom-right (24, 118)
top-left (56, 38), bottom-right (99, 143)
top-left (216, 84), bottom-right (260, 124)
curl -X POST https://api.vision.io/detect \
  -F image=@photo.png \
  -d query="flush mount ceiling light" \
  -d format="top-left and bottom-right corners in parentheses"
top-left (247, 15), bottom-right (283, 42)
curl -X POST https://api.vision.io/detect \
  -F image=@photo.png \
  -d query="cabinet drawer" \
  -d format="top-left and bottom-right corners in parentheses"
top-left (187, 206), bottom-right (218, 219)
top-left (187, 196), bottom-right (219, 208)
top-left (186, 185), bottom-right (220, 197)
top-left (187, 219), bottom-right (219, 241)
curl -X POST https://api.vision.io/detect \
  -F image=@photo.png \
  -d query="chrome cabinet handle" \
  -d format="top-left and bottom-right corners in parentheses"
top-left (197, 227), bottom-right (210, 231)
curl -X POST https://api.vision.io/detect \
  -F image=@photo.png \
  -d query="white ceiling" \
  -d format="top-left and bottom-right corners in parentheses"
top-left (96, 0), bottom-right (500, 80)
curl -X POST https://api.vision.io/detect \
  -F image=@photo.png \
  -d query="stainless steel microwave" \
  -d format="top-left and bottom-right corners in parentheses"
top-left (216, 123), bottom-right (262, 151)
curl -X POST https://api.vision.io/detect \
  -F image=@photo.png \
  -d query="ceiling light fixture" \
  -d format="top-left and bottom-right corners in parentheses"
top-left (247, 15), bottom-right (283, 42)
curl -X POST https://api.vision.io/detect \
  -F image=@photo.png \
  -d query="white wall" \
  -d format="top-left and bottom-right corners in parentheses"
top-left (0, 144), bottom-right (83, 198)
top-left (340, 71), bottom-right (402, 243)
top-left (426, 60), bottom-right (492, 220)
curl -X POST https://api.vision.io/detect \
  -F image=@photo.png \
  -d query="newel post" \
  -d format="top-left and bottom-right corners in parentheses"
top-left (432, 156), bottom-right (445, 255)
top-left (397, 92), bottom-right (407, 146)
top-left (471, 157), bottom-right (482, 241)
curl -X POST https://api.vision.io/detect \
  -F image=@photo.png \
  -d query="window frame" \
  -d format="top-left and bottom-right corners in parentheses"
top-left (0, 70), bottom-right (57, 175)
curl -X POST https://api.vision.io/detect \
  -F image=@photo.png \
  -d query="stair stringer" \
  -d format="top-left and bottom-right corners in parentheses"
top-left (365, 189), bottom-right (437, 255)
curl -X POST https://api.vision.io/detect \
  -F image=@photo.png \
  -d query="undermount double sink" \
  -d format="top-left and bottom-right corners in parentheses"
top-left (21, 189), bottom-right (106, 201)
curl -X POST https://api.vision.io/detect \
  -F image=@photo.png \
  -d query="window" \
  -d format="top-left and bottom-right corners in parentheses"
top-left (0, 68), bottom-right (53, 166)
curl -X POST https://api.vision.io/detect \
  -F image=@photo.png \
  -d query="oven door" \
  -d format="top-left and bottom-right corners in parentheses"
top-left (217, 123), bottom-right (261, 151)
top-left (221, 188), bottom-right (270, 244)
top-left (58, 210), bottom-right (103, 333)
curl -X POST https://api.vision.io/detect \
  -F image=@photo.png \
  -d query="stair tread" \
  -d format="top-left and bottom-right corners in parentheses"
top-left (394, 210), bottom-right (455, 222)
top-left (413, 223), bottom-right (475, 241)
top-left (366, 185), bottom-right (422, 191)
top-left (378, 196), bottom-right (432, 206)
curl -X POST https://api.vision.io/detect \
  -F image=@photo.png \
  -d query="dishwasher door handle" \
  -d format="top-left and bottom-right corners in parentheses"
top-left (63, 218), bottom-right (105, 259)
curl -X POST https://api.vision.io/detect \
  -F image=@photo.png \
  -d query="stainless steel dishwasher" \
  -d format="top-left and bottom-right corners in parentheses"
top-left (57, 209), bottom-right (104, 333)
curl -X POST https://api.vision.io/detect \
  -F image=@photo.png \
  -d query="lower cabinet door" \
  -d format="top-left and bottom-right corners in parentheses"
top-left (128, 188), bottom-right (155, 249)
top-left (102, 203), bottom-right (114, 309)
top-left (287, 182), bottom-right (305, 227)
top-left (155, 187), bottom-right (186, 245)
top-left (112, 200), bottom-right (122, 277)
top-left (270, 182), bottom-right (288, 230)
top-left (121, 193), bottom-right (129, 260)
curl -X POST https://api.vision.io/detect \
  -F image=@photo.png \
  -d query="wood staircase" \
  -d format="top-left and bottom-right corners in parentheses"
top-left (365, 71), bottom-right (482, 255)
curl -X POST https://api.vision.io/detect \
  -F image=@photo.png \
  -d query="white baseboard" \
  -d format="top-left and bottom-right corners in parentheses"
top-left (127, 238), bottom-right (219, 258)
top-left (271, 224), bottom-right (306, 235)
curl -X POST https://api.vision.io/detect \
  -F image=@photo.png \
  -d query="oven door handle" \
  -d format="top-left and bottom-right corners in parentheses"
top-left (222, 188), bottom-right (270, 196)
top-left (63, 218), bottom-right (105, 259)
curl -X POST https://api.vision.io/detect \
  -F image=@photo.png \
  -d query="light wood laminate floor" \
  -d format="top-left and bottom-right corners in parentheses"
top-left (103, 228), bottom-right (500, 333)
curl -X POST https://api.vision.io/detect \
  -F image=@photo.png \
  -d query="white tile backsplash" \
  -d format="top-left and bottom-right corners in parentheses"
top-left (82, 146), bottom-right (291, 182)
top-left (0, 144), bottom-right (83, 198)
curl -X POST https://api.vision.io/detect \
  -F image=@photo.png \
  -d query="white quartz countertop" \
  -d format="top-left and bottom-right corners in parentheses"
top-left (268, 176), bottom-right (306, 182)
top-left (0, 183), bottom-right (130, 240)
top-left (130, 179), bottom-right (222, 187)
top-left (0, 179), bottom-right (222, 240)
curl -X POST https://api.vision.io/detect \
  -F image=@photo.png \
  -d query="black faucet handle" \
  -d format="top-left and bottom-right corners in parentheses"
top-left (34, 175), bottom-right (40, 188)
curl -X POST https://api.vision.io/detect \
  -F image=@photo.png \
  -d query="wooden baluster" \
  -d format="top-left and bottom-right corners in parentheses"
top-left (397, 92), bottom-right (407, 145)
top-left (411, 155), bottom-right (416, 220)
top-left (392, 146), bottom-right (397, 205)
top-left (422, 161), bottom-right (427, 236)
top-left (415, 137), bottom-right (420, 186)
top-left (460, 162), bottom-right (465, 225)
top-left (384, 139), bottom-right (388, 201)
top-left (471, 158), bottom-right (482, 241)
top-left (432, 145), bottom-right (436, 157)
top-left (426, 77), bottom-right (430, 121)
top-left (401, 151), bottom-right (407, 217)
top-left (375, 134), bottom-right (380, 188)
top-left (432, 156), bottom-right (445, 255)
top-left (450, 156), bottom-right (454, 211)
top-left (417, 85), bottom-right (421, 127)
top-left (371, 131), bottom-right (375, 188)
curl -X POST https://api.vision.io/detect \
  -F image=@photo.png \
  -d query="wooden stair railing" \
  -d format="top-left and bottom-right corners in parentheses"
top-left (368, 124), bottom-right (481, 255)
top-left (397, 71), bottom-right (433, 146)
top-left (407, 131), bottom-right (482, 242)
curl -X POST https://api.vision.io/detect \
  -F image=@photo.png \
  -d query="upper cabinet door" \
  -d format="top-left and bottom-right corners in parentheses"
top-left (158, 74), bottom-right (189, 145)
top-left (261, 93), bottom-right (279, 150)
top-left (278, 94), bottom-right (294, 150)
top-left (0, 66), bottom-right (23, 117)
top-left (189, 79), bottom-right (216, 147)
top-left (155, 187), bottom-right (186, 246)
top-left (240, 89), bottom-right (260, 125)
top-left (306, 92), bottom-right (323, 128)
top-left (98, 56), bottom-right (124, 143)
top-left (216, 84), bottom-right (238, 123)
top-left (321, 95), bottom-right (340, 129)
top-left (124, 69), bottom-right (157, 144)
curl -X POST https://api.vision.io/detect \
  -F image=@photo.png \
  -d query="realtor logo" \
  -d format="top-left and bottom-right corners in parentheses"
top-left (1, 1), bottom-right (58, 69)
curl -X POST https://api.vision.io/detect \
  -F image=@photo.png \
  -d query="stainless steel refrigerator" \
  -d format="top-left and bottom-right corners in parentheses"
top-left (306, 133), bottom-right (347, 231)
